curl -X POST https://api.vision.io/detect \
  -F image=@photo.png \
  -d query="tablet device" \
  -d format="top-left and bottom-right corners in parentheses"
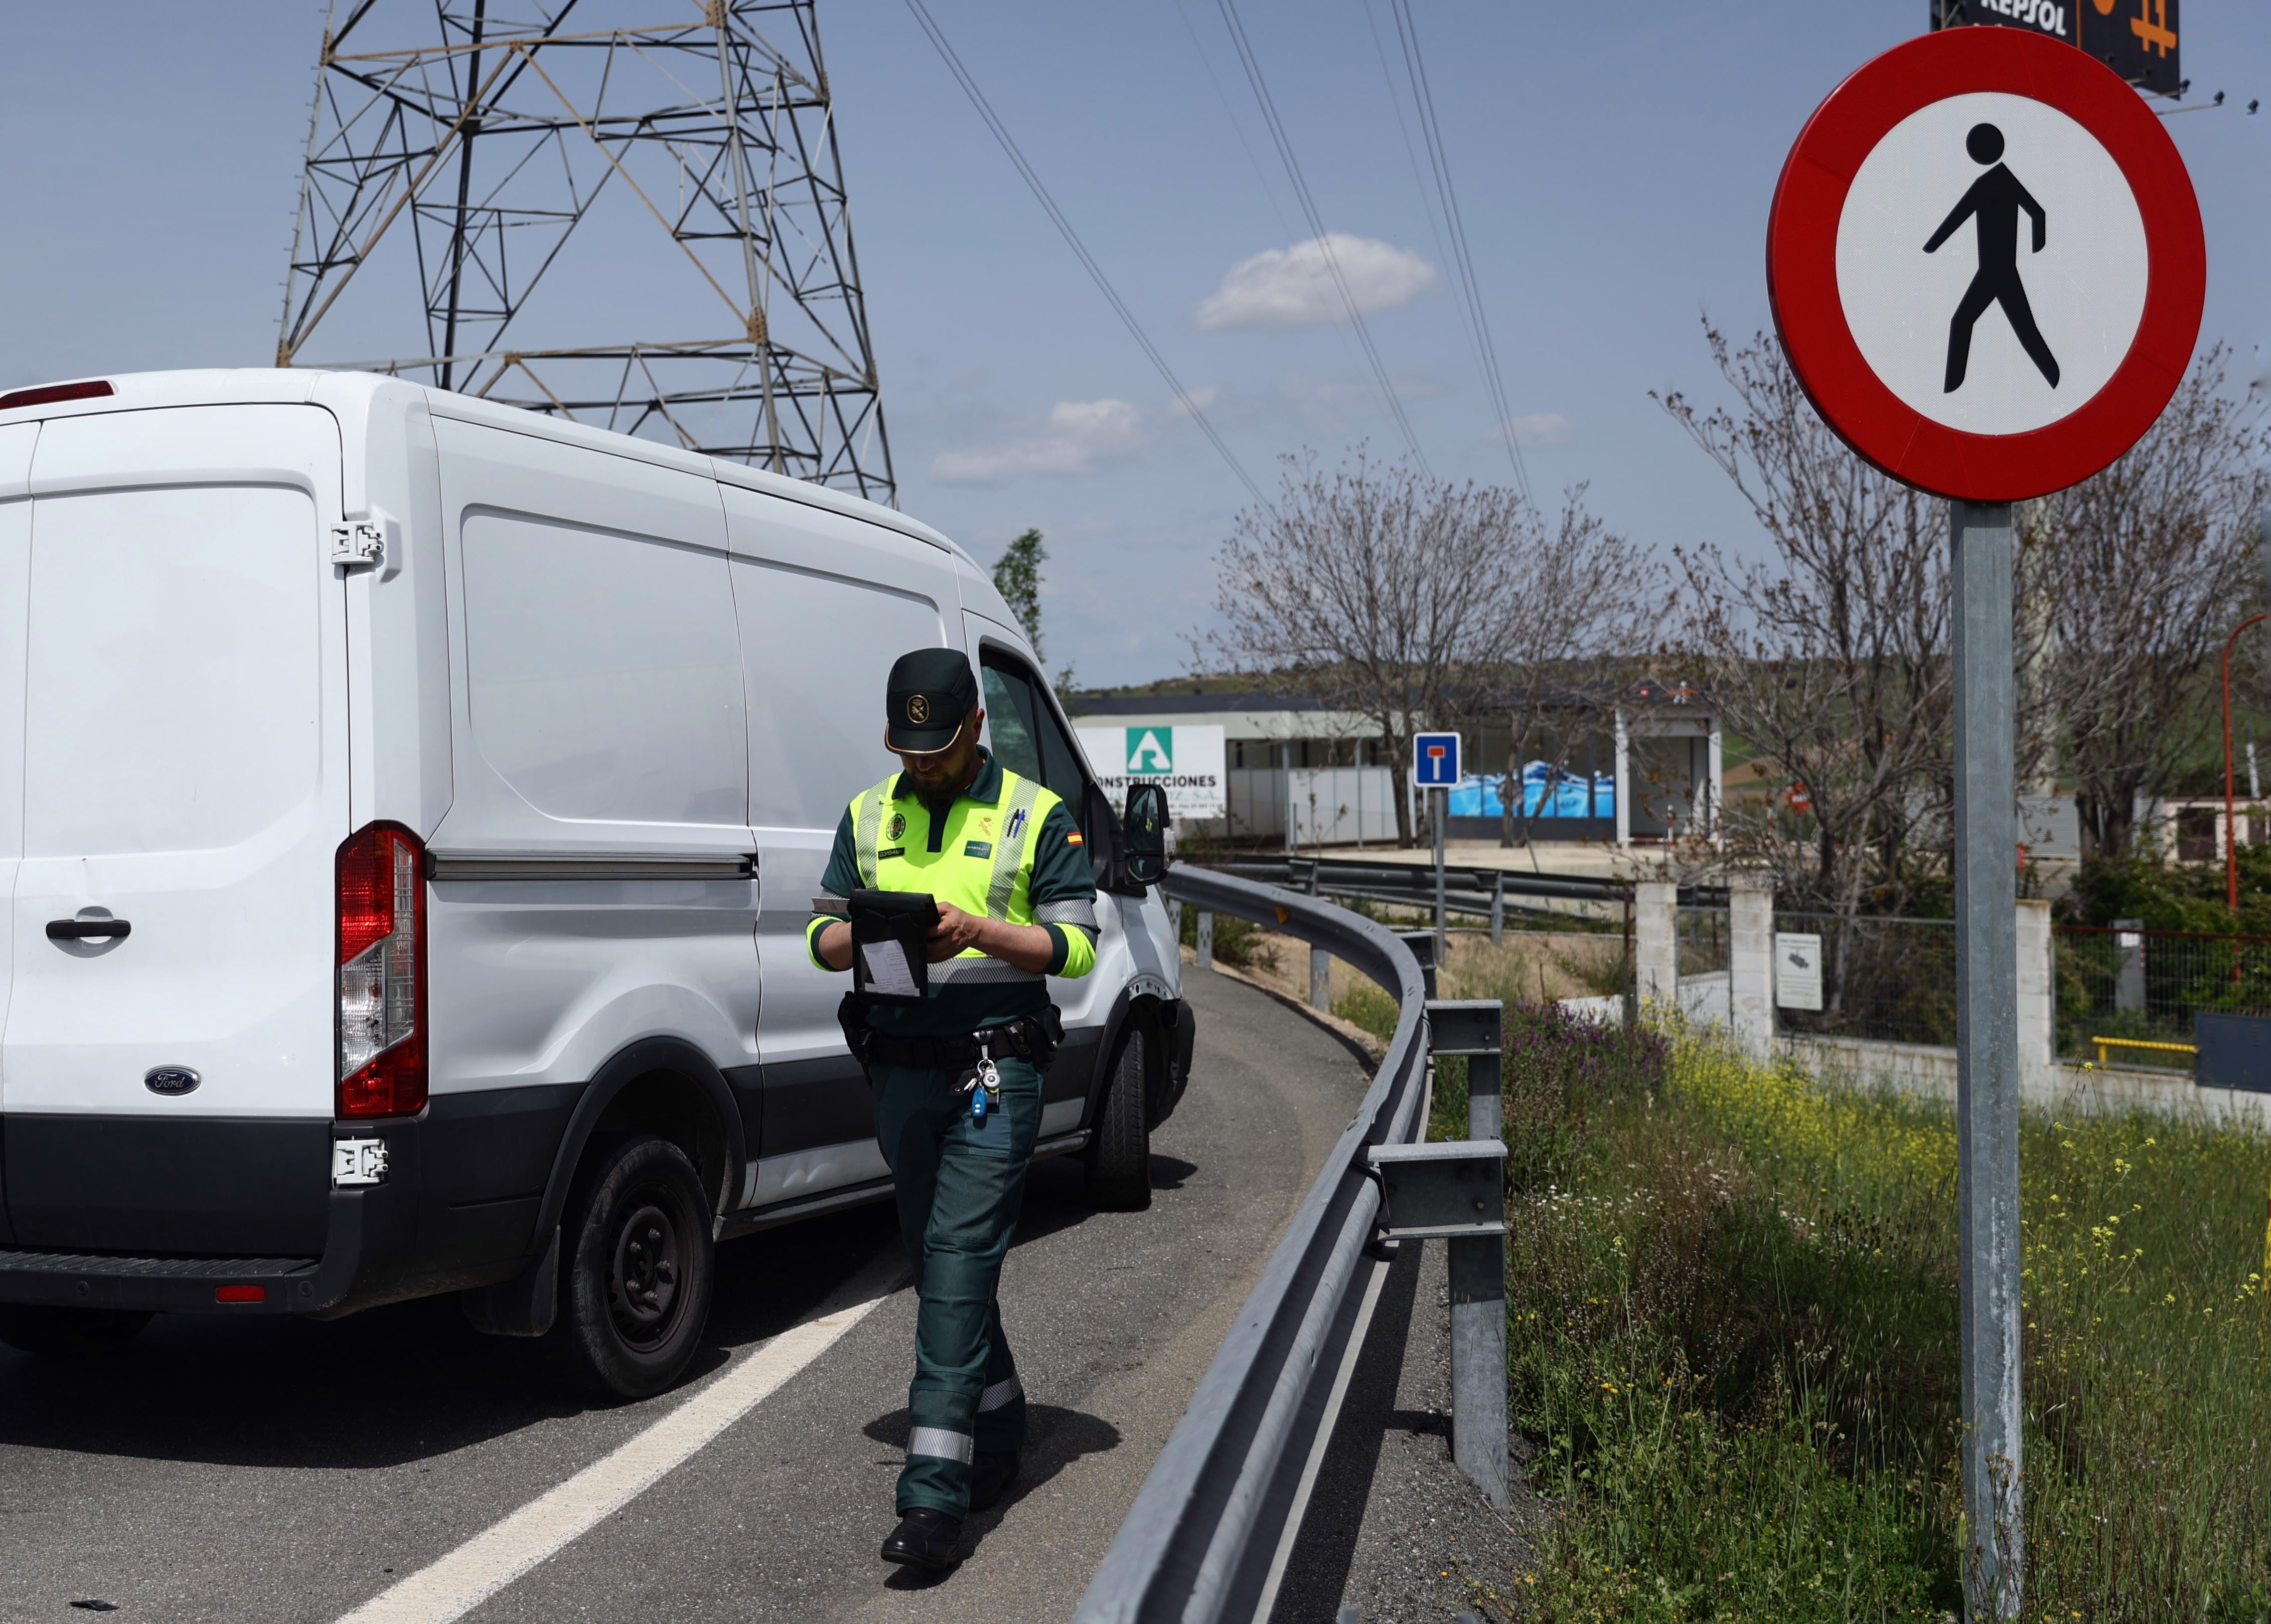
top-left (849, 888), bottom-right (940, 1007)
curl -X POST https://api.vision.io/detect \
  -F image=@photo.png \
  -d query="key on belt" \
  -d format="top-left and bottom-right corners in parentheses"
top-left (963, 1055), bottom-right (1002, 1122)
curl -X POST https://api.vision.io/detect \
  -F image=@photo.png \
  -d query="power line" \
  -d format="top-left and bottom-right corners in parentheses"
top-left (1386, 0), bottom-right (1530, 498)
top-left (1212, 0), bottom-right (1432, 472)
top-left (901, 0), bottom-right (1265, 505)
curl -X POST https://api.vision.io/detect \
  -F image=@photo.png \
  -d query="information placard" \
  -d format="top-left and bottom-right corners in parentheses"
top-left (1775, 932), bottom-right (1825, 1012)
top-left (1077, 725), bottom-right (1226, 821)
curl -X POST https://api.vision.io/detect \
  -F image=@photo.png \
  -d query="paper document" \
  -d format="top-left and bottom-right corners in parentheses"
top-left (860, 937), bottom-right (921, 999)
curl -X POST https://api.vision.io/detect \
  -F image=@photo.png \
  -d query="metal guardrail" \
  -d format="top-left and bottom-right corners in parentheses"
top-left (1073, 864), bottom-right (1431, 1624)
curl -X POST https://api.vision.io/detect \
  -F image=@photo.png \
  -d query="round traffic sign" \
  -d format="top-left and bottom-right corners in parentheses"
top-left (1768, 27), bottom-right (2203, 502)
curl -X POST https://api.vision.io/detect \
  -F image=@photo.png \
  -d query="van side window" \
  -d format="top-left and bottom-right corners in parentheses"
top-left (980, 654), bottom-right (1089, 820)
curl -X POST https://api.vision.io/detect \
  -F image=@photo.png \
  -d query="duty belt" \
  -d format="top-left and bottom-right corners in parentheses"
top-left (837, 995), bottom-right (1065, 1075)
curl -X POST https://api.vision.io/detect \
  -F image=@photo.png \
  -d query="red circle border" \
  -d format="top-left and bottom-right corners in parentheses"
top-left (1766, 27), bottom-right (2205, 503)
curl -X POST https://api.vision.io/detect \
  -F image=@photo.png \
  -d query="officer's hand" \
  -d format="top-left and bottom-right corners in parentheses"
top-left (926, 901), bottom-right (990, 961)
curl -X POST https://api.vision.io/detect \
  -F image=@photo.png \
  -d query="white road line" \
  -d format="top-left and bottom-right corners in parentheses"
top-left (335, 1247), bottom-right (906, 1624)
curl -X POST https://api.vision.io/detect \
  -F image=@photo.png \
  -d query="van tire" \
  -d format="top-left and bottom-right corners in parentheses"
top-left (1085, 1028), bottom-right (1152, 1211)
top-left (0, 1306), bottom-right (153, 1357)
top-left (550, 1133), bottom-right (714, 1401)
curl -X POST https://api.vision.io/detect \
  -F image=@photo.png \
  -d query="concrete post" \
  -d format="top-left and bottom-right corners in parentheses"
top-left (2017, 898), bottom-right (2055, 1091)
top-left (1633, 880), bottom-right (1678, 1012)
top-left (1311, 945), bottom-right (1330, 1012)
top-left (1196, 910), bottom-right (1214, 972)
top-left (2113, 917), bottom-right (2145, 1014)
top-left (1729, 872), bottom-right (1775, 1055)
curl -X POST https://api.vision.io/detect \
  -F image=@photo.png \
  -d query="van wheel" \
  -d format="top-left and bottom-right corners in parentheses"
top-left (1086, 1028), bottom-right (1152, 1211)
top-left (0, 1306), bottom-right (153, 1357)
top-left (551, 1134), bottom-right (714, 1401)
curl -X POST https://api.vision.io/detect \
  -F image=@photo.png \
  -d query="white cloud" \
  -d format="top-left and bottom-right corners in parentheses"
top-left (1195, 234), bottom-right (1439, 331)
top-left (1505, 411), bottom-right (1573, 446)
top-left (930, 397), bottom-right (1148, 485)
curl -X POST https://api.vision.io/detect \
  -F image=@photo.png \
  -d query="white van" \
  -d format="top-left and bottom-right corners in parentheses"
top-left (0, 369), bottom-right (1191, 1397)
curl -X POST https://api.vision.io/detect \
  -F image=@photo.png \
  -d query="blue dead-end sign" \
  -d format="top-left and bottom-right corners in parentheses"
top-left (1413, 732), bottom-right (1460, 787)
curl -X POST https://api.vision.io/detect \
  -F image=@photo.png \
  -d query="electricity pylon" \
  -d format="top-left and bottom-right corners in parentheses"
top-left (279, 1), bottom-right (895, 503)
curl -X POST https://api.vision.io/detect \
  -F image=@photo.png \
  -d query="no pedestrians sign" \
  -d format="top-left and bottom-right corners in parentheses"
top-left (1768, 25), bottom-right (2202, 501)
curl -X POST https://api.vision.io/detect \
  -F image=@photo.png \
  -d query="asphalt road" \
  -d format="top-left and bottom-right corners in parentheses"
top-left (0, 967), bottom-right (1374, 1624)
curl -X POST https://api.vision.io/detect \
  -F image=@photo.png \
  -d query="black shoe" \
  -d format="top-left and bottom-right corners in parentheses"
top-left (969, 1449), bottom-right (1021, 1513)
top-left (881, 1507), bottom-right (963, 1570)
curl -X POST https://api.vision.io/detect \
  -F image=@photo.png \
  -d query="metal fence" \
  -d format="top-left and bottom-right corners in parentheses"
top-left (1676, 905), bottom-right (1729, 978)
top-left (1772, 911), bottom-right (1960, 1046)
top-left (2054, 925), bottom-right (2271, 1067)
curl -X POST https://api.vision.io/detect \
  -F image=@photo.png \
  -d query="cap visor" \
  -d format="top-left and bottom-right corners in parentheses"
top-left (887, 720), bottom-right (965, 755)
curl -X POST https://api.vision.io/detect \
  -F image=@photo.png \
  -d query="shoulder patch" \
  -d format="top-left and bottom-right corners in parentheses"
top-left (1067, 831), bottom-right (1085, 846)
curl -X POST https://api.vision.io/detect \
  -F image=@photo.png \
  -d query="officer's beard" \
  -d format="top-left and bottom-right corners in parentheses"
top-left (902, 728), bottom-right (980, 808)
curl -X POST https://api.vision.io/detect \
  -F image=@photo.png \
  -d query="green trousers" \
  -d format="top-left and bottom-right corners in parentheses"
top-left (872, 1054), bottom-right (1041, 1517)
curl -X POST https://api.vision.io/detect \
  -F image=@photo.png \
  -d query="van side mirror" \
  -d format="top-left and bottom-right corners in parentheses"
top-left (1123, 783), bottom-right (1169, 886)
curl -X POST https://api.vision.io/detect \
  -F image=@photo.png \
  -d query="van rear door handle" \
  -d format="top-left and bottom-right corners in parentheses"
top-left (47, 918), bottom-right (130, 940)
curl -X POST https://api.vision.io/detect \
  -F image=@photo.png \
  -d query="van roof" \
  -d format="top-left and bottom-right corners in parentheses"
top-left (0, 367), bottom-right (967, 561)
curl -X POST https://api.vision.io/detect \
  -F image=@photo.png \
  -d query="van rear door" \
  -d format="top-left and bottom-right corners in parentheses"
top-left (1, 406), bottom-right (348, 1255)
top-left (0, 425), bottom-right (36, 1243)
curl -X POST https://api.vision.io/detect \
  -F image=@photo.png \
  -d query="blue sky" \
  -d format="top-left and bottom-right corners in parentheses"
top-left (1, 2), bottom-right (2264, 687)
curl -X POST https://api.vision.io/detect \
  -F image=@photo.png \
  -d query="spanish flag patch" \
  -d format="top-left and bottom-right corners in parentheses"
top-left (1067, 832), bottom-right (1084, 846)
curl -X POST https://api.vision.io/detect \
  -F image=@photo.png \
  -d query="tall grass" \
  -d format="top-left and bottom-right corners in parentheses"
top-left (1441, 1008), bottom-right (2271, 1622)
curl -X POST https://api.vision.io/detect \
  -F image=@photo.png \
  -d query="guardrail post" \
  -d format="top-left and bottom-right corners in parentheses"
top-left (1396, 929), bottom-right (1438, 1001)
top-left (1196, 909), bottom-right (1215, 972)
top-left (1422, 1000), bottom-right (1508, 1510)
top-left (1428, 1000), bottom-right (1503, 1149)
top-left (1490, 872), bottom-right (1505, 946)
top-left (1311, 945), bottom-right (1330, 1011)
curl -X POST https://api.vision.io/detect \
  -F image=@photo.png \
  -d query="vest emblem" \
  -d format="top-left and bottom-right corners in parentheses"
top-left (886, 811), bottom-right (906, 842)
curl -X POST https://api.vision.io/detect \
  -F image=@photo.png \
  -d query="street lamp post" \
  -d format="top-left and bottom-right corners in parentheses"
top-left (2222, 612), bottom-right (2266, 911)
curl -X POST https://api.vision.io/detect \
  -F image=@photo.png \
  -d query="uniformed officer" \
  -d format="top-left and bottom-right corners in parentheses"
top-left (807, 647), bottom-right (1099, 1571)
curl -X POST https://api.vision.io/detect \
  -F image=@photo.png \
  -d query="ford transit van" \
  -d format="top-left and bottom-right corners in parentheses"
top-left (0, 370), bottom-right (1191, 1397)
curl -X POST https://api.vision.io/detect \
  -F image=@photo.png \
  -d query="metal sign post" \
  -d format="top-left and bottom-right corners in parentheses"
top-left (1413, 732), bottom-right (1461, 963)
top-left (1952, 499), bottom-right (2023, 1608)
top-left (1768, 28), bottom-right (2204, 1618)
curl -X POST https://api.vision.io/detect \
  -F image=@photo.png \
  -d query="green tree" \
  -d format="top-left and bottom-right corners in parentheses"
top-left (992, 528), bottom-right (1047, 661)
top-left (992, 527), bottom-right (1074, 690)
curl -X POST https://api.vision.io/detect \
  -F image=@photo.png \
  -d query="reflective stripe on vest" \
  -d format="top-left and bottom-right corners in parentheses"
top-left (985, 775), bottom-right (1045, 921)
top-left (854, 786), bottom-right (886, 889)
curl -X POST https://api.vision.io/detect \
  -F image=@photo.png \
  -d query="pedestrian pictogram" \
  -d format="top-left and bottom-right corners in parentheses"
top-left (1924, 121), bottom-right (2057, 392)
top-left (1768, 25), bottom-right (2202, 502)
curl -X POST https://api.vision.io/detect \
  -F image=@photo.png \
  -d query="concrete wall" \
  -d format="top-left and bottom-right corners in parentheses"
top-left (1607, 881), bottom-right (2271, 1128)
top-left (1786, 1034), bottom-right (2271, 1130)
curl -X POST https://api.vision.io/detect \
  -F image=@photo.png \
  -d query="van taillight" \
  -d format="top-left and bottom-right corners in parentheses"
top-left (337, 823), bottom-right (426, 1118)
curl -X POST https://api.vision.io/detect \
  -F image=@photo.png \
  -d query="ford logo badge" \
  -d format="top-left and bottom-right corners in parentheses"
top-left (144, 1066), bottom-right (200, 1097)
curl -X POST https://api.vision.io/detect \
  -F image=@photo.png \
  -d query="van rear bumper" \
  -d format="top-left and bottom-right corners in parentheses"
top-left (0, 1186), bottom-right (372, 1315)
top-left (0, 1093), bottom-right (578, 1318)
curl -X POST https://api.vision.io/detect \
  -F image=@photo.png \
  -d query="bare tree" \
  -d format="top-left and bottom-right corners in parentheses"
top-left (2037, 348), bottom-right (2271, 859)
top-left (1485, 505), bottom-right (1656, 848)
top-left (1658, 327), bottom-right (1956, 918)
top-left (1200, 450), bottom-right (1627, 848)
